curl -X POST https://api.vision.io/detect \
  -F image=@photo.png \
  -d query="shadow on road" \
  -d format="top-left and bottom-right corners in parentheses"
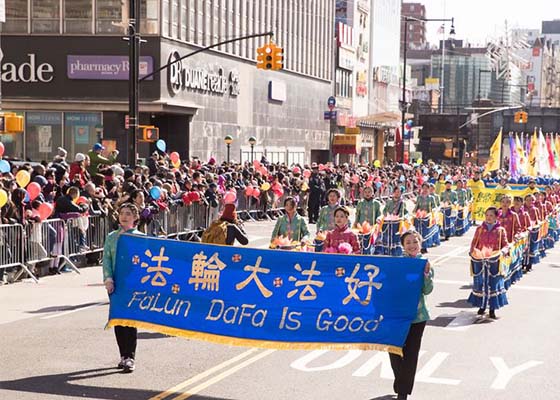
top-left (367, 395), bottom-right (395, 400)
top-left (459, 285), bottom-right (472, 290)
top-left (138, 332), bottom-right (170, 340)
top-left (436, 299), bottom-right (472, 308)
top-left (26, 301), bottom-right (108, 314)
top-left (0, 368), bottom-right (236, 400)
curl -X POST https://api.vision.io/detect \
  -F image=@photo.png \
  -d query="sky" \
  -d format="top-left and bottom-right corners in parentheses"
top-left (419, 0), bottom-right (557, 47)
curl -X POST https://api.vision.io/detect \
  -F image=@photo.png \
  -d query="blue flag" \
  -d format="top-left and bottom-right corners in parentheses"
top-left (107, 234), bottom-right (427, 356)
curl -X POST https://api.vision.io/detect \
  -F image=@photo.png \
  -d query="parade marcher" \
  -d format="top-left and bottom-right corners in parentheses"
top-left (512, 196), bottom-right (530, 232)
top-left (316, 188), bottom-right (341, 233)
top-left (527, 179), bottom-right (539, 194)
top-left (440, 180), bottom-right (458, 240)
top-left (103, 203), bottom-right (144, 373)
top-left (389, 230), bottom-right (433, 400)
top-left (440, 180), bottom-right (458, 205)
top-left (353, 186), bottom-right (381, 227)
top-left (497, 195), bottom-right (521, 243)
top-left (307, 164), bottom-right (325, 224)
top-left (201, 203), bottom-right (249, 246)
top-left (271, 197), bottom-right (310, 243)
top-left (468, 207), bottom-right (509, 319)
top-left (496, 177), bottom-right (511, 190)
top-left (467, 170), bottom-right (485, 191)
top-left (524, 194), bottom-right (541, 224)
top-left (429, 183), bottom-right (440, 207)
top-left (323, 206), bottom-right (360, 254)
top-left (456, 180), bottom-right (469, 207)
top-left (383, 186), bottom-right (407, 217)
top-left (413, 183), bottom-right (436, 213)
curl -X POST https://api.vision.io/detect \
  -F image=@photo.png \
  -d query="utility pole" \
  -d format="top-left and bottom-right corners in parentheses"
top-left (128, 0), bottom-right (140, 167)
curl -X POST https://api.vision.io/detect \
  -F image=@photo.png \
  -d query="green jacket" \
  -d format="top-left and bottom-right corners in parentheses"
top-left (414, 194), bottom-right (436, 212)
top-left (103, 228), bottom-right (143, 282)
top-left (317, 204), bottom-right (338, 233)
top-left (414, 262), bottom-right (434, 323)
top-left (271, 213), bottom-right (310, 242)
top-left (88, 150), bottom-right (118, 175)
top-left (383, 198), bottom-right (407, 217)
top-left (440, 189), bottom-right (458, 205)
top-left (355, 198), bottom-right (381, 225)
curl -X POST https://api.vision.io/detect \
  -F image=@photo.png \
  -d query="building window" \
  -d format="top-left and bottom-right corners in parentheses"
top-left (32, 0), bottom-right (60, 33)
top-left (63, 112), bottom-right (103, 157)
top-left (5, 0), bottom-right (28, 33)
top-left (171, 0), bottom-right (179, 37)
top-left (96, 0), bottom-right (126, 34)
top-left (65, 0), bottom-right (93, 34)
top-left (25, 112), bottom-right (63, 162)
top-left (141, 0), bottom-right (160, 35)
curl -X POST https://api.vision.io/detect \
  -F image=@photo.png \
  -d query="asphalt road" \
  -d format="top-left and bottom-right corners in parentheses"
top-left (1, 219), bottom-right (559, 400)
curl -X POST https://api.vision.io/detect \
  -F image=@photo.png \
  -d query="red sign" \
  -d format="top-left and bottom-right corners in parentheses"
top-left (532, 47), bottom-right (540, 57)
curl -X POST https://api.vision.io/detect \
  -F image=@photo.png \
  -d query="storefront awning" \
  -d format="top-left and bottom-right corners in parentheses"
top-left (357, 112), bottom-right (414, 128)
top-left (1, 99), bottom-right (202, 116)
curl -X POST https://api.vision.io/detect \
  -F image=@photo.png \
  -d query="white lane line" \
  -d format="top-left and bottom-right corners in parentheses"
top-left (40, 301), bottom-right (107, 320)
top-left (171, 349), bottom-right (276, 400)
top-left (431, 246), bottom-right (470, 266)
top-left (150, 348), bottom-right (261, 400)
top-left (435, 279), bottom-right (560, 293)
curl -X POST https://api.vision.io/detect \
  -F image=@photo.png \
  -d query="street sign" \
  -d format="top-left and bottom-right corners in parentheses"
top-left (324, 111), bottom-right (337, 120)
top-left (327, 96), bottom-right (336, 110)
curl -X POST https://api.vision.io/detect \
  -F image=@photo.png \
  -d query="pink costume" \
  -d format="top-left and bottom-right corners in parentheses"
top-left (470, 222), bottom-right (508, 254)
top-left (324, 224), bottom-right (360, 254)
top-left (497, 208), bottom-right (521, 243)
top-left (525, 204), bottom-right (541, 224)
top-left (512, 207), bottom-right (530, 231)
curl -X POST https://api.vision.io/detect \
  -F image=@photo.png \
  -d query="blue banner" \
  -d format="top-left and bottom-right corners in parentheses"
top-left (107, 234), bottom-right (427, 356)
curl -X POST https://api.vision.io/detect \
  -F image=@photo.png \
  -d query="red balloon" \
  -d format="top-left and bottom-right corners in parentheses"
top-left (188, 191), bottom-right (201, 202)
top-left (252, 188), bottom-right (261, 198)
top-left (26, 182), bottom-right (41, 201)
top-left (0, 142), bottom-right (4, 158)
top-left (76, 196), bottom-right (88, 205)
top-left (170, 151), bottom-right (180, 163)
top-left (293, 166), bottom-right (301, 174)
top-left (245, 186), bottom-right (254, 196)
top-left (182, 193), bottom-right (192, 205)
top-left (37, 202), bottom-right (53, 221)
top-left (303, 170), bottom-right (311, 178)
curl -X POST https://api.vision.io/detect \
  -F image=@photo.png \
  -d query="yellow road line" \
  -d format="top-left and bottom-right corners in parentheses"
top-left (149, 348), bottom-right (260, 400)
top-left (172, 349), bottom-right (276, 400)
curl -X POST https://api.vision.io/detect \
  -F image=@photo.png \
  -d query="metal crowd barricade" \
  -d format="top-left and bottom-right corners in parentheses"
top-left (26, 218), bottom-right (79, 278)
top-left (0, 223), bottom-right (34, 283)
top-left (85, 215), bottom-right (112, 253)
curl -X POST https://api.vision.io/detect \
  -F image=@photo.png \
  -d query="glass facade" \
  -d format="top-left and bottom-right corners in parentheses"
top-left (4, 0), bottom-right (159, 35)
top-left (25, 112), bottom-right (63, 162)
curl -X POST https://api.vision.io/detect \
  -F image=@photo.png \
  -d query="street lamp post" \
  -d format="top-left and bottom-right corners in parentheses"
top-left (224, 135), bottom-right (233, 163)
top-left (248, 136), bottom-right (257, 163)
top-left (401, 16), bottom-right (455, 164)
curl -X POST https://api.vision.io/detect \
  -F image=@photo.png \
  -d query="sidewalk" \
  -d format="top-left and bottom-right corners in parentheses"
top-left (0, 266), bottom-right (106, 325)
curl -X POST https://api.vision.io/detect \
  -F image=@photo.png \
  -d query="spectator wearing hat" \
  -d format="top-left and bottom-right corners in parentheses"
top-left (69, 153), bottom-right (91, 188)
top-left (202, 203), bottom-right (249, 246)
top-left (87, 143), bottom-right (119, 176)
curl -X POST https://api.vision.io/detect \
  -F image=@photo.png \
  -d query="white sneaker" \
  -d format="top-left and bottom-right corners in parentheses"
top-left (123, 357), bottom-right (135, 372)
top-left (117, 356), bottom-right (126, 369)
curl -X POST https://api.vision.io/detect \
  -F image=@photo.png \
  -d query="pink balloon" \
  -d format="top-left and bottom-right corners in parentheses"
top-left (274, 188), bottom-right (284, 197)
top-left (0, 142), bottom-right (4, 158)
top-left (37, 202), bottom-right (53, 221)
top-left (303, 170), bottom-right (311, 178)
top-left (223, 192), bottom-right (237, 204)
top-left (253, 160), bottom-right (261, 168)
top-left (352, 175), bottom-right (360, 184)
top-left (170, 151), bottom-right (180, 163)
top-left (293, 166), bottom-right (301, 174)
top-left (319, 164), bottom-right (325, 171)
top-left (252, 188), bottom-right (261, 198)
top-left (365, 181), bottom-right (373, 187)
top-left (259, 166), bottom-right (268, 176)
top-left (76, 196), bottom-right (88, 205)
top-left (245, 187), bottom-right (254, 196)
top-left (367, 175), bottom-right (374, 182)
top-left (26, 182), bottom-right (41, 201)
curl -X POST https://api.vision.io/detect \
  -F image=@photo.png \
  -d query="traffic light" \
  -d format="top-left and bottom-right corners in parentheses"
top-left (0, 113), bottom-right (24, 133)
top-left (514, 111), bottom-right (528, 124)
top-left (140, 125), bottom-right (159, 142)
top-left (256, 42), bottom-right (283, 70)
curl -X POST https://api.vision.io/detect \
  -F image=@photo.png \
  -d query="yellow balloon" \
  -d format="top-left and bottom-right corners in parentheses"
top-left (373, 160), bottom-right (381, 168)
top-left (0, 189), bottom-right (7, 208)
top-left (302, 182), bottom-right (309, 191)
top-left (417, 158), bottom-right (423, 165)
top-left (172, 159), bottom-right (181, 169)
top-left (261, 182), bottom-right (271, 191)
top-left (15, 170), bottom-right (30, 188)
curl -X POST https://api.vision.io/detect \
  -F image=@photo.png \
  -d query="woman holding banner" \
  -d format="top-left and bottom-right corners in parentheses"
top-left (389, 230), bottom-right (433, 400)
top-left (468, 207), bottom-right (509, 319)
top-left (103, 203), bottom-right (144, 373)
top-left (323, 206), bottom-right (360, 254)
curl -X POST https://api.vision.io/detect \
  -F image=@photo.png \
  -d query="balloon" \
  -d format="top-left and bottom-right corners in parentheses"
top-left (150, 186), bottom-right (162, 200)
top-left (37, 202), bottom-right (54, 221)
top-left (182, 193), bottom-right (192, 205)
top-left (417, 158), bottom-right (423, 165)
top-left (76, 196), bottom-right (88, 205)
top-left (26, 182), bottom-right (41, 201)
top-left (373, 160), bottom-right (381, 168)
top-left (375, 182), bottom-right (382, 189)
top-left (170, 151), bottom-right (180, 163)
top-left (15, 170), bottom-right (30, 188)
top-left (293, 166), bottom-right (301, 174)
top-left (259, 166), bottom-right (268, 176)
top-left (0, 160), bottom-right (10, 173)
top-left (188, 191), bottom-right (201, 202)
top-left (261, 182), bottom-right (271, 191)
top-left (352, 175), bottom-right (360, 184)
top-left (365, 181), bottom-right (372, 187)
top-left (156, 139), bottom-right (166, 152)
top-left (24, 191), bottom-right (30, 203)
top-left (172, 160), bottom-right (181, 169)
top-left (245, 187), bottom-right (254, 196)
top-left (252, 188), bottom-right (261, 198)
top-left (0, 189), bottom-right (7, 207)
top-left (301, 182), bottom-right (309, 191)
top-left (303, 170), bottom-right (311, 178)
top-left (0, 142), bottom-right (4, 157)
top-left (273, 188), bottom-right (284, 197)
top-left (223, 192), bottom-right (237, 204)
top-left (253, 160), bottom-right (261, 168)
top-left (318, 164), bottom-right (325, 171)
top-left (367, 175), bottom-right (374, 182)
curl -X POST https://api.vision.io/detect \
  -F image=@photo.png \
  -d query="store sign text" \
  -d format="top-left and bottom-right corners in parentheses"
top-left (168, 51), bottom-right (240, 97)
top-left (1, 54), bottom-right (54, 83)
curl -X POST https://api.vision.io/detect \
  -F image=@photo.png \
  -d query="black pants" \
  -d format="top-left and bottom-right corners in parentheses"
top-left (114, 326), bottom-right (137, 359)
top-left (308, 198), bottom-right (320, 223)
top-left (389, 321), bottom-right (426, 396)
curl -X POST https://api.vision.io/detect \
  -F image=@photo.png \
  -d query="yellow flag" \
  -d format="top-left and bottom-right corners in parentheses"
top-left (527, 131), bottom-right (538, 177)
top-left (483, 129), bottom-right (502, 175)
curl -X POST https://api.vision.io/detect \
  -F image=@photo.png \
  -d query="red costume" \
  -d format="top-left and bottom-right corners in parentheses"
top-left (512, 207), bottom-right (530, 231)
top-left (471, 222), bottom-right (508, 253)
top-left (524, 204), bottom-right (541, 224)
top-left (324, 224), bottom-right (360, 254)
top-left (497, 208), bottom-right (521, 243)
